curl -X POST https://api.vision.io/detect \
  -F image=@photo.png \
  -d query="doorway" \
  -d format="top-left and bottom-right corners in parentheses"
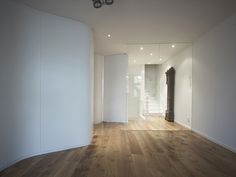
top-left (126, 43), bottom-right (192, 127)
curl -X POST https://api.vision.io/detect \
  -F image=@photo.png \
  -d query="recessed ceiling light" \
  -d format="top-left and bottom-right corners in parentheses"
top-left (150, 53), bottom-right (153, 56)
top-left (171, 44), bottom-right (175, 48)
top-left (140, 47), bottom-right (144, 51)
top-left (133, 60), bottom-right (136, 63)
top-left (107, 34), bottom-right (111, 38)
top-left (147, 62), bottom-right (151, 64)
top-left (160, 58), bottom-right (162, 61)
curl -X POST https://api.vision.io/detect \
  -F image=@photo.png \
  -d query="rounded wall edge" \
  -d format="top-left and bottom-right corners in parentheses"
top-left (0, 0), bottom-right (93, 171)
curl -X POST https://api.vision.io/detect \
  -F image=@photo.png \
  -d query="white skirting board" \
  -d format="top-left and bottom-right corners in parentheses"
top-left (174, 120), bottom-right (236, 153)
top-left (0, 143), bottom-right (89, 172)
top-left (175, 120), bottom-right (191, 129)
top-left (191, 128), bottom-right (236, 153)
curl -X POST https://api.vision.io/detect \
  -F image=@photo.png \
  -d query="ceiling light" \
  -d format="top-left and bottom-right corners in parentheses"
top-left (107, 34), bottom-right (111, 38)
top-left (160, 58), bottom-right (162, 61)
top-left (150, 53), bottom-right (153, 56)
top-left (133, 60), bottom-right (136, 63)
top-left (93, 0), bottom-right (114, 8)
top-left (93, 0), bottom-right (102, 8)
top-left (140, 47), bottom-right (144, 51)
top-left (105, 0), bottom-right (114, 5)
top-left (171, 44), bottom-right (175, 48)
top-left (147, 62), bottom-right (151, 64)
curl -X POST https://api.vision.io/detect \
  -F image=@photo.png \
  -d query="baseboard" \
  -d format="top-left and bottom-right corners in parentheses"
top-left (94, 121), bottom-right (103, 124)
top-left (40, 142), bottom-right (89, 156)
top-left (0, 152), bottom-right (42, 172)
top-left (103, 121), bottom-right (128, 123)
top-left (146, 113), bottom-right (163, 117)
top-left (174, 121), bottom-right (236, 153)
top-left (0, 143), bottom-right (89, 172)
top-left (128, 116), bottom-right (141, 120)
top-left (175, 120), bottom-right (191, 129)
top-left (139, 115), bottom-right (147, 120)
top-left (191, 128), bottom-right (236, 153)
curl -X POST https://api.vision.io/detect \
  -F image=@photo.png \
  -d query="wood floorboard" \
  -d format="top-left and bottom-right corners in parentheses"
top-left (1, 117), bottom-right (236, 177)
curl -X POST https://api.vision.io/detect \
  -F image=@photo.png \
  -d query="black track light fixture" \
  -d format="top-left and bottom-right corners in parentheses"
top-left (93, 0), bottom-right (102, 8)
top-left (92, 0), bottom-right (114, 8)
top-left (105, 0), bottom-right (114, 5)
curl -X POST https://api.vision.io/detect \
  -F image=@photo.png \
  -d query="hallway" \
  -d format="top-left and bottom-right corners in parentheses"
top-left (1, 118), bottom-right (236, 177)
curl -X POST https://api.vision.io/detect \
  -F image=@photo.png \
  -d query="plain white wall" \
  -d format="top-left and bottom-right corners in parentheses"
top-left (0, 0), bottom-right (93, 170)
top-left (94, 54), bottom-right (104, 124)
top-left (40, 13), bottom-right (92, 152)
top-left (104, 54), bottom-right (128, 122)
top-left (0, 1), bottom-right (41, 169)
top-left (160, 47), bottom-right (192, 128)
top-left (192, 13), bottom-right (236, 152)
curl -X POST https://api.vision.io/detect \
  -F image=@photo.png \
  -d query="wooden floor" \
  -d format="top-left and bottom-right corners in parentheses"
top-left (1, 117), bottom-right (236, 177)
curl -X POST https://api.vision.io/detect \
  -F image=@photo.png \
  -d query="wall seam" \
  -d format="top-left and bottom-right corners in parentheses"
top-left (39, 13), bottom-right (42, 153)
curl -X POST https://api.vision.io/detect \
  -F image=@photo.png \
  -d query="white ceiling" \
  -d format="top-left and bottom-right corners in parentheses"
top-left (17, 0), bottom-right (236, 55)
top-left (127, 43), bottom-right (191, 65)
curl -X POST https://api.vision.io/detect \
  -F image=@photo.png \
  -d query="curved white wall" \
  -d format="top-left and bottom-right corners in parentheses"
top-left (0, 0), bottom-right (93, 170)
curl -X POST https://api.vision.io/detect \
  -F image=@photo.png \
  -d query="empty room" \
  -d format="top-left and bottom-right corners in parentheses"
top-left (0, 0), bottom-right (236, 177)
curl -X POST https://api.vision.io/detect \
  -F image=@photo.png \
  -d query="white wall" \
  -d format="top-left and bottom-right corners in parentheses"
top-left (192, 13), bottom-right (236, 152)
top-left (104, 54), bottom-right (128, 122)
top-left (94, 54), bottom-right (104, 124)
top-left (0, 0), bottom-right (93, 170)
top-left (160, 47), bottom-right (192, 128)
top-left (40, 13), bottom-right (92, 152)
top-left (0, 1), bottom-right (41, 170)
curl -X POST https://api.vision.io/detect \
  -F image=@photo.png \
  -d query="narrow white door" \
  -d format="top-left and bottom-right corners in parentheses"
top-left (103, 54), bottom-right (128, 122)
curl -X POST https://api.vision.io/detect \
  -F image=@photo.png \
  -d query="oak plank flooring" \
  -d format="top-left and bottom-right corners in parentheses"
top-left (1, 117), bottom-right (236, 177)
